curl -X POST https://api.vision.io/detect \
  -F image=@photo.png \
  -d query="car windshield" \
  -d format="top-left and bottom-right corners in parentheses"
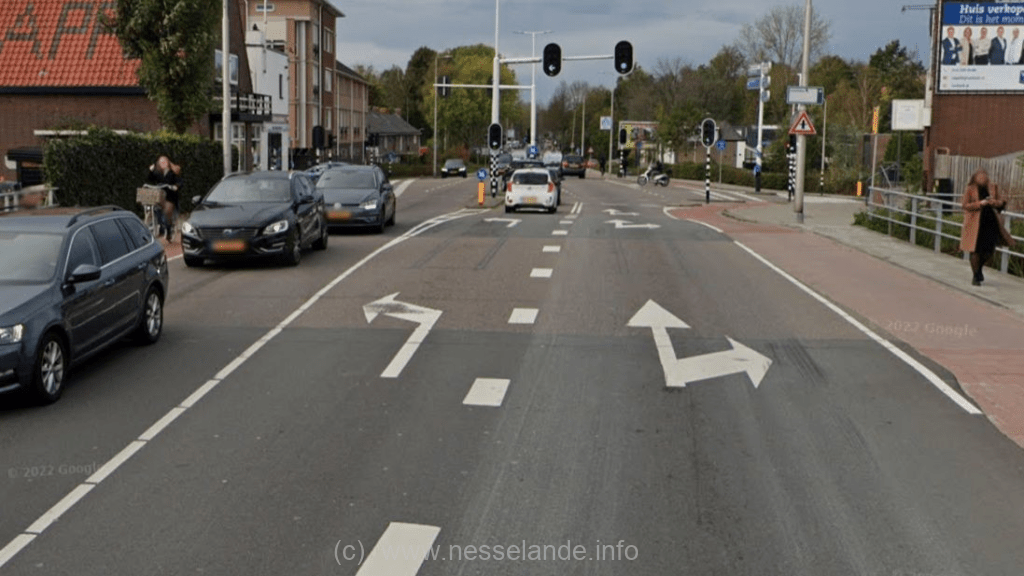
top-left (317, 171), bottom-right (377, 189)
top-left (444, 160), bottom-right (464, 168)
top-left (513, 172), bottom-right (549, 185)
top-left (205, 177), bottom-right (293, 203)
top-left (0, 231), bottom-right (64, 283)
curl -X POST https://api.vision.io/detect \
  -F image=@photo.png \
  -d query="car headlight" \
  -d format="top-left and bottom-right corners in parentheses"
top-left (263, 220), bottom-right (289, 235)
top-left (0, 324), bottom-right (24, 345)
top-left (360, 199), bottom-right (378, 210)
top-left (181, 221), bottom-right (196, 236)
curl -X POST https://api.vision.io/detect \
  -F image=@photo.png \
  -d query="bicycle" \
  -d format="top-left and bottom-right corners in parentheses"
top-left (136, 184), bottom-right (171, 237)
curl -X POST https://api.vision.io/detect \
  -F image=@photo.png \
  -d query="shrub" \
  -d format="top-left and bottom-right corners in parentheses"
top-left (43, 127), bottom-right (228, 215)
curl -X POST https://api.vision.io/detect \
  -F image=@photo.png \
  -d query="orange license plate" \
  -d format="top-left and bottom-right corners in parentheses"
top-left (212, 239), bottom-right (247, 253)
top-left (329, 210), bottom-right (352, 221)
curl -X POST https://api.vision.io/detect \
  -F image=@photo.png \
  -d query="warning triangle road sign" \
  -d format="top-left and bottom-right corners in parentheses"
top-left (789, 110), bottom-right (817, 135)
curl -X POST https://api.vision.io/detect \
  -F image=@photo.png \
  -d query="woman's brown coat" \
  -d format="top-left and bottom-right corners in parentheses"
top-left (960, 183), bottom-right (1016, 252)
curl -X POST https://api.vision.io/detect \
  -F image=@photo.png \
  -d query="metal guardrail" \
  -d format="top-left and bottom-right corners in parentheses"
top-left (868, 186), bottom-right (1024, 275)
top-left (0, 187), bottom-right (57, 213)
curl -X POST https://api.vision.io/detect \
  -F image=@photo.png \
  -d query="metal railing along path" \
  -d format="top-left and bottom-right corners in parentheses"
top-left (867, 186), bottom-right (1024, 275)
top-left (0, 186), bottom-right (57, 213)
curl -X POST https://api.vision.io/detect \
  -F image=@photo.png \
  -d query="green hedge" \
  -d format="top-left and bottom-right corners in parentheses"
top-left (44, 127), bottom-right (231, 215)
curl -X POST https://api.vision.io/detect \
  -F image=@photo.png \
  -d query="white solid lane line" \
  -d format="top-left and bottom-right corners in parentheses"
top-left (0, 207), bottom-right (480, 571)
top-left (686, 219), bottom-right (724, 233)
top-left (393, 179), bottom-right (415, 198)
top-left (353, 522), bottom-right (441, 576)
top-left (542, 246), bottom-right (561, 253)
top-left (463, 378), bottom-right (512, 407)
top-left (508, 308), bottom-right (539, 324)
top-left (733, 241), bottom-right (981, 415)
top-left (531, 268), bottom-right (553, 278)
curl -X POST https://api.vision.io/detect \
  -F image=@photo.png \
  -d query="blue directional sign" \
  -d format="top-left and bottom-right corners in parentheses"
top-left (746, 77), bottom-right (761, 90)
top-left (716, 140), bottom-right (726, 152)
top-left (528, 145), bottom-right (539, 158)
top-left (477, 168), bottom-right (488, 181)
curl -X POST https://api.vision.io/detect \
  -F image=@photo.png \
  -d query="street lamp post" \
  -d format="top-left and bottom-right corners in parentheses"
top-left (432, 52), bottom-right (452, 178)
top-left (514, 30), bottom-right (551, 148)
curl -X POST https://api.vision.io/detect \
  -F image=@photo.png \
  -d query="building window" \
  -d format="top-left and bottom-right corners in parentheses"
top-left (313, 108), bottom-right (320, 128)
top-left (324, 29), bottom-right (333, 53)
top-left (326, 109), bottom-right (332, 130)
top-left (325, 69), bottom-right (332, 93)
top-left (279, 74), bottom-right (283, 99)
top-left (214, 50), bottom-right (239, 85)
top-left (312, 63), bottom-right (320, 97)
top-left (312, 23), bottom-right (320, 54)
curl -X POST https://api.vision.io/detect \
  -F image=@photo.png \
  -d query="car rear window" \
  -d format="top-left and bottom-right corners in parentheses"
top-left (513, 172), bottom-right (549, 185)
top-left (0, 231), bottom-right (63, 283)
top-left (317, 171), bottom-right (377, 189)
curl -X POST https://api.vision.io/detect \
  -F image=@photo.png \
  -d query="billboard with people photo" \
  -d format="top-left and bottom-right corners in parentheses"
top-left (938, 2), bottom-right (1024, 92)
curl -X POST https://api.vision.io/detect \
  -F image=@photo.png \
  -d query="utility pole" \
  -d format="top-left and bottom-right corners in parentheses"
top-left (514, 30), bottom-right (551, 148)
top-left (794, 0), bottom-right (811, 223)
top-left (222, 0), bottom-right (231, 176)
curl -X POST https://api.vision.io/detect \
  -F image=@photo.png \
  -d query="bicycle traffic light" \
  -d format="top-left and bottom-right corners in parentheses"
top-left (700, 118), bottom-right (717, 148)
top-left (488, 123), bottom-right (503, 151)
top-left (312, 125), bottom-right (325, 150)
top-left (543, 43), bottom-right (561, 77)
top-left (614, 41), bottom-right (633, 74)
top-left (618, 128), bottom-right (627, 146)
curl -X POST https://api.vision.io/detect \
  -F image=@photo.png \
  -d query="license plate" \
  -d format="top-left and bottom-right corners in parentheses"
top-left (524, 197), bottom-right (537, 203)
top-left (329, 210), bottom-right (352, 220)
top-left (212, 239), bottom-right (247, 253)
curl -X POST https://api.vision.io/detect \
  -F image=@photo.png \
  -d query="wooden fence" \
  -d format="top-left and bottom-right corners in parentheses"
top-left (935, 151), bottom-right (1024, 211)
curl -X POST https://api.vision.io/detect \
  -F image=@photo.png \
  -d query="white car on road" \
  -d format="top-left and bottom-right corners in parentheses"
top-left (505, 168), bottom-right (557, 213)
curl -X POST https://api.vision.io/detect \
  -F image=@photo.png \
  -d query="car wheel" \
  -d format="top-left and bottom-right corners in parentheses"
top-left (135, 286), bottom-right (164, 344)
top-left (183, 255), bottom-right (203, 267)
top-left (375, 212), bottom-right (386, 234)
top-left (32, 332), bottom-right (67, 404)
top-left (313, 219), bottom-right (329, 250)
top-left (504, 205), bottom-right (513, 213)
top-left (580, 174), bottom-right (585, 179)
top-left (282, 228), bottom-right (302, 266)
top-left (548, 205), bottom-right (557, 214)
top-left (386, 205), bottom-right (396, 226)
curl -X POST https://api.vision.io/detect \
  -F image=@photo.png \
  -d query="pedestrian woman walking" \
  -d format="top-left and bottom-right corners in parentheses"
top-left (147, 155), bottom-right (182, 242)
top-left (960, 169), bottom-right (1015, 286)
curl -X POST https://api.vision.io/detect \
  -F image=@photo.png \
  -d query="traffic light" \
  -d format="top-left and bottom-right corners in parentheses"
top-left (440, 75), bottom-right (451, 98)
top-left (614, 41), bottom-right (633, 74)
top-left (543, 43), bottom-right (561, 77)
top-left (619, 128), bottom-right (627, 146)
top-left (328, 133), bottom-right (336, 148)
top-left (788, 134), bottom-right (797, 152)
top-left (488, 123), bottom-right (503, 151)
top-left (312, 125), bottom-right (325, 150)
top-left (700, 118), bottom-right (717, 148)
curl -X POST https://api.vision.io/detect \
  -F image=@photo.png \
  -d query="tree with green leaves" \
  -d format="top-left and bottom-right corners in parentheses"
top-left (105, 0), bottom-right (221, 134)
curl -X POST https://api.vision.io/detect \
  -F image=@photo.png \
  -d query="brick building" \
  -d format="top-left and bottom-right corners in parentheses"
top-left (0, 0), bottom-right (269, 184)
top-left (245, 0), bottom-right (370, 166)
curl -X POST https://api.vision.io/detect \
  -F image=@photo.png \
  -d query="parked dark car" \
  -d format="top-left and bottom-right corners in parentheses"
top-left (317, 165), bottom-right (396, 233)
top-left (441, 159), bottom-right (467, 178)
top-left (0, 206), bottom-right (169, 404)
top-left (561, 154), bottom-right (586, 178)
top-left (180, 172), bottom-right (328, 267)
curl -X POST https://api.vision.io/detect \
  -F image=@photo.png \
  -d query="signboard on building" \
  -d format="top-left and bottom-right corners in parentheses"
top-left (937, 2), bottom-right (1024, 92)
top-left (617, 121), bottom-right (658, 150)
top-left (891, 99), bottom-right (927, 130)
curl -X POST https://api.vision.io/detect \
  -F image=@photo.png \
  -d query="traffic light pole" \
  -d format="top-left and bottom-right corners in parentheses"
top-left (705, 146), bottom-right (712, 204)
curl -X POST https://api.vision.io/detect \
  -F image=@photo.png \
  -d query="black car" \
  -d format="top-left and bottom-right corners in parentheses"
top-left (317, 165), bottom-right (396, 233)
top-left (0, 207), bottom-right (169, 404)
top-left (561, 154), bottom-right (586, 178)
top-left (441, 159), bottom-right (467, 178)
top-left (180, 172), bottom-right (328, 267)
top-left (305, 161), bottom-right (350, 184)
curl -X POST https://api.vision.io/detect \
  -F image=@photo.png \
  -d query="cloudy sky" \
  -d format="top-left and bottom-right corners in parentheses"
top-left (332, 0), bottom-right (933, 104)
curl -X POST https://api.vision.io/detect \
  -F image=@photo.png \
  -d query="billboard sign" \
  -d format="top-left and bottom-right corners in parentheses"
top-left (891, 99), bottom-right (926, 130)
top-left (937, 2), bottom-right (1024, 92)
top-left (618, 121), bottom-right (658, 150)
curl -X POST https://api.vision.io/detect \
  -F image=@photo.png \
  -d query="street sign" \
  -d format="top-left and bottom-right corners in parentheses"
top-left (760, 89), bottom-right (770, 103)
top-left (477, 168), bottom-right (488, 181)
top-left (528, 145), bottom-right (539, 158)
top-left (789, 110), bottom-right (817, 135)
top-left (786, 86), bottom-right (824, 105)
top-left (746, 64), bottom-right (763, 77)
top-left (716, 140), bottom-right (726, 151)
top-left (746, 77), bottom-right (761, 91)
top-left (600, 116), bottom-right (612, 130)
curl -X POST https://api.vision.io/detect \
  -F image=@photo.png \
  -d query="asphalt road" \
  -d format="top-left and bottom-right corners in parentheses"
top-left (2, 175), bottom-right (1023, 575)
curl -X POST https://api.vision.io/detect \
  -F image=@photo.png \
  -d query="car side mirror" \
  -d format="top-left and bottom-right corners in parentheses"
top-left (192, 195), bottom-right (202, 205)
top-left (68, 264), bottom-right (101, 284)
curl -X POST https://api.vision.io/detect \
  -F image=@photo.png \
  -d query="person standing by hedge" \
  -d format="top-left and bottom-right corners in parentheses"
top-left (960, 169), bottom-right (1015, 286)
top-left (147, 156), bottom-right (181, 242)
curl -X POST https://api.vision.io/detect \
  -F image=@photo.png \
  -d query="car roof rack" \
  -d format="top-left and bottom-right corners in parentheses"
top-left (66, 205), bottom-right (125, 228)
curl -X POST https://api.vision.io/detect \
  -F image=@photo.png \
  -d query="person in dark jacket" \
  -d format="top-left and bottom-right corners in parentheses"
top-left (147, 156), bottom-right (181, 242)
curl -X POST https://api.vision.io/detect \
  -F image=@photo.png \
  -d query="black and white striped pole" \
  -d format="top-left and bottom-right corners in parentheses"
top-left (700, 118), bottom-right (717, 205)
top-left (488, 123), bottom-right (502, 198)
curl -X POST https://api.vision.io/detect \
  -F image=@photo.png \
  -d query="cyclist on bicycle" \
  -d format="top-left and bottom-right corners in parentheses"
top-left (147, 156), bottom-right (181, 242)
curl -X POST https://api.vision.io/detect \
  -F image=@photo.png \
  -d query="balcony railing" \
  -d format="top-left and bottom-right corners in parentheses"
top-left (212, 93), bottom-right (273, 120)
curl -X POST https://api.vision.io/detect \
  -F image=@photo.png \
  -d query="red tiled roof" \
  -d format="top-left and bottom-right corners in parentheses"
top-left (0, 0), bottom-right (140, 88)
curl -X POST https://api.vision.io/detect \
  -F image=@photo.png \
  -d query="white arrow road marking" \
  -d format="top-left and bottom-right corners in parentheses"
top-left (606, 219), bottom-right (661, 229)
top-left (628, 300), bottom-right (772, 388)
top-left (603, 208), bottom-right (639, 216)
top-left (484, 218), bottom-right (521, 228)
top-left (364, 293), bottom-right (442, 378)
top-left (352, 522), bottom-right (440, 576)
